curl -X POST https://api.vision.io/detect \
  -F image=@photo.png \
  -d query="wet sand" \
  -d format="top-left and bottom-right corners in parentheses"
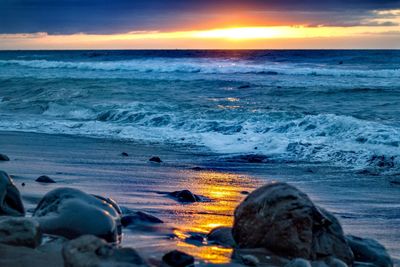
top-left (0, 131), bottom-right (399, 265)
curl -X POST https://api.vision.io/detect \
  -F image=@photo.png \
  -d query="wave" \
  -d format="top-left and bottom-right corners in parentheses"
top-left (0, 102), bottom-right (399, 173)
top-left (1, 59), bottom-right (399, 78)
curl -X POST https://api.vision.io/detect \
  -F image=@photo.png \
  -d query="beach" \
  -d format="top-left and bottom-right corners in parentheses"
top-left (0, 130), bottom-right (399, 265)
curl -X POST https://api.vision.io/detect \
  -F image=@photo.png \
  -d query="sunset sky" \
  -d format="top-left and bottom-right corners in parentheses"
top-left (1, 0), bottom-right (400, 49)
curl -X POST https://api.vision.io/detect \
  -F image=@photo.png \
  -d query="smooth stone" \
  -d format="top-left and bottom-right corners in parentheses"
top-left (121, 211), bottom-right (163, 227)
top-left (33, 187), bottom-right (121, 243)
top-left (62, 235), bottom-right (147, 267)
top-left (232, 182), bottom-right (353, 264)
top-left (185, 233), bottom-right (204, 245)
top-left (149, 156), bottom-right (162, 163)
top-left (162, 250), bottom-right (194, 267)
top-left (324, 257), bottom-right (348, 267)
top-left (168, 190), bottom-right (202, 203)
top-left (346, 235), bottom-right (393, 267)
top-left (35, 175), bottom-right (56, 183)
top-left (232, 248), bottom-right (290, 266)
top-left (207, 226), bottom-right (236, 247)
top-left (0, 216), bottom-right (42, 248)
top-left (241, 254), bottom-right (260, 266)
top-left (0, 170), bottom-right (25, 216)
top-left (285, 258), bottom-right (312, 267)
top-left (0, 154), bottom-right (10, 161)
top-left (121, 152), bottom-right (129, 157)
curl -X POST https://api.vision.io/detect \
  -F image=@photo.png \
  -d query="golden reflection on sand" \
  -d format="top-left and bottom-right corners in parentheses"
top-left (172, 170), bottom-right (260, 264)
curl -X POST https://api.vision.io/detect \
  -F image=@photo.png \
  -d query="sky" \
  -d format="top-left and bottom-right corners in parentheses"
top-left (0, 0), bottom-right (399, 49)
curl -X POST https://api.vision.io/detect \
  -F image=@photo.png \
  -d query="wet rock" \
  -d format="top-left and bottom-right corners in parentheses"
top-left (191, 167), bottom-right (204, 171)
top-left (324, 257), bottom-right (348, 267)
top-left (207, 226), bottom-right (236, 247)
top-left (241, 191), bottom-right (250, 195)
top-left (33, 187), bottom-right (121, 243)
top-left (35, 175), bottom-right (56, 183)
top-left (149, 156), bottom-right (162, 163)
top-left (168, 190), bottom-right (202, 203)
top-left (241, 254), bottom-right (260, 266)
top-left (346, 235), bottom-right (393, 267)
top-left (232, 182), bottom-right (353, 264)
top-left (185, 233), bottom-right (204, 245)
top-left (121, 211), bottom-right (163, 227)
top-left (0, 170), bottom-right (25, 216)
top-left (227, 154), bottom-right (269, 163)
top-left (238, 85), bottom-right (251, 89)
top-left (0, 217), bottom-right (42, 248)
top-left (62, 235), bottom-right (147, 267)
top-left (162, 250), bottom-right (194, 267)
top-left (232, 248), bottom-right (290, 266)
top-left (285, 258), bottom-right (311, 267)
top-left (121, 152), bottom-right (129, 157)
top-left (0, 154), bottom-right (9, 161)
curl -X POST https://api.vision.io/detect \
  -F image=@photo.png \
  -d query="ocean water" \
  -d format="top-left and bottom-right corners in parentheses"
top-left (0, 50), bottom-right (400, 174)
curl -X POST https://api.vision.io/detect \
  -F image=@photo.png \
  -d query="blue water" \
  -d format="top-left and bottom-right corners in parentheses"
top-left (0, 50), bottom-right (400, 174)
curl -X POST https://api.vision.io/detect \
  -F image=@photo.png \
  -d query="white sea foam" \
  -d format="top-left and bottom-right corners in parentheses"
top-left (1, 59), bottom-right (399, 78)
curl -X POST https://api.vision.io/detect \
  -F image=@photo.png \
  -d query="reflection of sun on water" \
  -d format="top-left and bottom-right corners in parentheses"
top-left (172, 170), bottom-right (260, 264)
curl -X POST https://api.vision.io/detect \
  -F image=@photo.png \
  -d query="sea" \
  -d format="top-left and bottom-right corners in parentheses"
top-left (0, 50), bottom-right (399, 174)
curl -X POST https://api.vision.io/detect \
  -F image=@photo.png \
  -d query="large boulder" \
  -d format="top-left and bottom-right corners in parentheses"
top-left (0, 216), bottom-right (42, 248)
top-left (0, 170), bottom-right (25, 216)
top-left (33, 187), bottom-right (122, 243)
top-left (232, 183), bottom-right (353, 264)
top-left (62, 235), bottom-right (147, 267)
top-left (346, 235), bottom-right (393, 267)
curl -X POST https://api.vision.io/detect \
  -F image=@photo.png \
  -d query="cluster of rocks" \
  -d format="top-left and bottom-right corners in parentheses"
top-left (0, 166), bottom-right (394, 267)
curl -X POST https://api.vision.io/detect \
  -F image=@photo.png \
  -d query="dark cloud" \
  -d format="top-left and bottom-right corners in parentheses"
top-left (0, 0), bottom-right (399, 34)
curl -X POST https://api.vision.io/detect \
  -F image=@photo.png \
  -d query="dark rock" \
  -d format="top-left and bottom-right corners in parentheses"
top-left (121, 152), bottom-right (129, 157)
top-left (185, 233), bottom-right (204, 245)
top-left (162, 250), bottom-right (194, 267)
top-left (33, 187), bottom-right (121, 243)
top-left (207, 226), bottom-right (236, 247)
top-left (0, 217), bottom-right (42, 248)
top-left (339, 61), bottom-right (343, 65)
top-left (62, 235), bottom-right (147, 267)
top-left (227, 154), bottom-right (269, 163)
top-left (241, 254), bottom-right (260, 266)
top-left (389, 180), bottom-right (400, 186)
top-left (0, 154), bottom-right (9, 161)
top-left (121, 211), bottom-right (163, 227)
top-left (368, 155), bottom-right (395, 169)
top-left (35, 175), bottom-right (56, 183)
top-left (21, 183), bottom-right (25, 187)
top-left (263, 71), bottom-right (279, 75)
top-left (346, 235), bottom-right (393, 267)
top-left (169, 190), bottom-right (202, 203)
top-left (232, 183), bottom-right (353, 264)
top-left (149, 156), bottom-right (162, 163)
top-left (191, 167), bottom-right (204, 171)
top-left (284, 258), bottom-right (311, 267)
top-left (0, 170), bottom-right (25, 216)
top-left (238, 85), bottom-right (251, 89)
top-left (232, 248), bottom-right (290, 266)
top-left (241, 191), bottom-right (250, 195)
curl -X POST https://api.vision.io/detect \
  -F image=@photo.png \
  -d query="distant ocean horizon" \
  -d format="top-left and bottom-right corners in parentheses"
top-left (1, 49), bottom-right (399, 174)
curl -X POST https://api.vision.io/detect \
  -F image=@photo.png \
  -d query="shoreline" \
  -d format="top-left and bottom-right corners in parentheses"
top-left (0, 130), bottom-right (399, 265)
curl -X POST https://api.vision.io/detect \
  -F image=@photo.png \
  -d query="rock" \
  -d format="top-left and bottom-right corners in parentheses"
top-left (0, 154), bottom-right (9, 161)
top-left (21, 182), bottom-right (25, 187)
top-left (162, 250), bottom-right (194, 267)
top-left (285, 258), bottom-right (311, 267)
top-left (241, 191), bottom-right (250, 195)
top-left (33, 187), bottom-right (121, 243)
top-left (324, 257), bottom-right (348, 267)
top-left (241, 254), bottom-right (260, 266)
top-left (232, 248), bottom-right (290, 266)
top-left (168, 190), bottom-right (202, 203)
top-left (0, 217), bottom-right (42, 248)
top-left (346, 235), bottom-right (393, 267)
top-left (35, 175), bottom-right (56, 183)
top-left (232, 183), bottom-right (353, 264)
top-left (207, 226), bottom-right (236, 247)
top-left (149, 156), bottom-right (162, 163)
top-left (62, 235), bottom-right (147, 267)
top-left (238, 85), bottom-right (251, 89)
top-left (185, 233), bottom-right (204, 245)
top-left (121, 211), bottom-right (163, 227)
top-left (121, 152), bottom-right (129, 157)
top-left (0, 170), bottom-right (25, 216)
top-left (191, 167), bottom-right (203, 171)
